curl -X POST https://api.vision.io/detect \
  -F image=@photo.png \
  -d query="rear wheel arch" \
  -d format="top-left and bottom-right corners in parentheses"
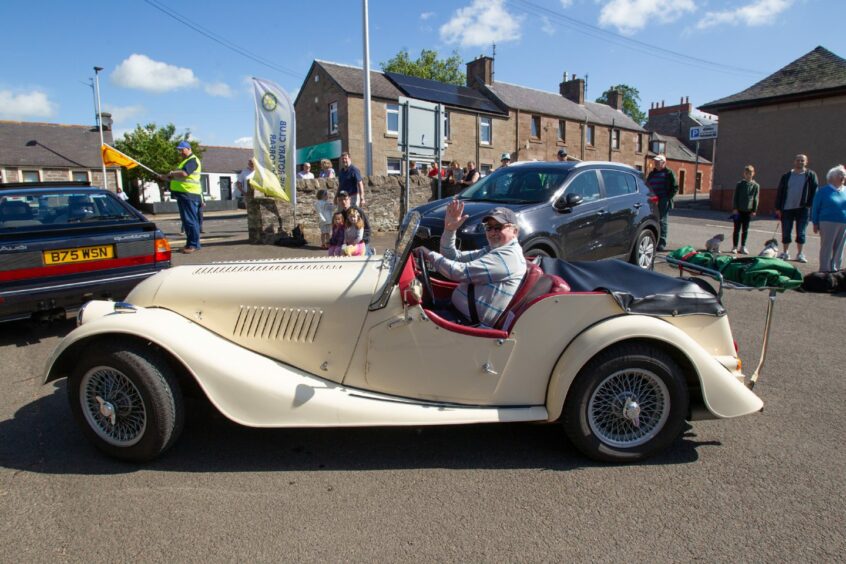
top-left (522, 238), bottom-right (558, 259)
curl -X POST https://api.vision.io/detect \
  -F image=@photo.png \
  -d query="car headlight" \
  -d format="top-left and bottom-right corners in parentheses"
top-left (76, 300), bottom-right (137, 327)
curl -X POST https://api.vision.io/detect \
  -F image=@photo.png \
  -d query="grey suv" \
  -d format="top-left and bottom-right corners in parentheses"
top-left (412, 161), bottom-right (660, 269)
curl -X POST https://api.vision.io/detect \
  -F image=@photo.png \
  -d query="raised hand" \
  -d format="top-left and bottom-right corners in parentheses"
top-left (444, 199), bottom-right (468, 232)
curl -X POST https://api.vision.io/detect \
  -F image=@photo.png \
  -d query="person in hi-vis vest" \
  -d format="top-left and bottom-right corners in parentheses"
top-left (162, 140), bottom-right (203, 254)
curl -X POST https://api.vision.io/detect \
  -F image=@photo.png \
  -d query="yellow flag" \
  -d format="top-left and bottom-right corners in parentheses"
top-left (101, 144), bottom-right (139, 169)
top-left (251, 78), bottom-right (295, 203)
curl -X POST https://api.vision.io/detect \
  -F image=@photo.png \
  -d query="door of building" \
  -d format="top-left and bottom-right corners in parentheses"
top-left (220, 176), bottom-right (232, 200)
top-left (678, 169), bottom-right (686, 195)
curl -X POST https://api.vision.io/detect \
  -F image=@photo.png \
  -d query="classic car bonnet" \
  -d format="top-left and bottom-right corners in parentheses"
top-left (124, 256), bottom-right (385, 379)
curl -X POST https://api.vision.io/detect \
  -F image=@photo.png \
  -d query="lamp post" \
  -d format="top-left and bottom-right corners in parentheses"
top-left (93, 66), bottom-right (108, 190)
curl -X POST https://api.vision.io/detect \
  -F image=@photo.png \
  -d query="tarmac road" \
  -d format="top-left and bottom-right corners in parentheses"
top-left (0, 207), bottom-right (844, 562)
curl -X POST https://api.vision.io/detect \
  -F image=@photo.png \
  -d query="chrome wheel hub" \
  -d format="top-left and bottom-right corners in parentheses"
top-left (638, 237), bottom-right (655, 268)
top-left (588, 369), bottom-right (670, 448)
top-left (80, 367), bottom-right (146, 447)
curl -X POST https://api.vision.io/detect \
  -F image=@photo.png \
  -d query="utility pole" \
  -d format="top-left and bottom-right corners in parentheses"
top-left (93, 66), bottom-right (108, 190)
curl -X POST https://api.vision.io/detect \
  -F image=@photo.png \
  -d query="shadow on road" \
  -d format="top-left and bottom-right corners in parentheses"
top-left (0, 318), bottom-right (75, 347)
top-left (0, 385), bottom-right (712, 475)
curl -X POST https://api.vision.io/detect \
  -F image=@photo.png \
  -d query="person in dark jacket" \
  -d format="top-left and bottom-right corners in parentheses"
top-left (731, 165), bottom-right (760, 254)
top-left (646, 155), bottom-right (678, 251)
top-left (774, 154), bottom-right (819, 263)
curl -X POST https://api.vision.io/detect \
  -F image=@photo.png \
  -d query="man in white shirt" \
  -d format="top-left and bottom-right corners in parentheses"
top-left (297, 163), bottom-right (315, 179)
top-left (235, 159), bottom-right (254, 206)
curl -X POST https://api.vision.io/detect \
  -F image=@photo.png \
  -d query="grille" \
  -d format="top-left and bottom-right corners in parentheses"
top-left (233, 306), bottom-right (323, 342)
top-left (194, 262), bottom-right (343, 275)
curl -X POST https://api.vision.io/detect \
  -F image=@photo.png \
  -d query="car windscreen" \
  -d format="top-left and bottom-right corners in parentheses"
top-left (457, 167), bottom-right (571, 204)
top-left (369, 210), bottom-right (420, 310)
top-left (0, 191), bottom-right (137, 230)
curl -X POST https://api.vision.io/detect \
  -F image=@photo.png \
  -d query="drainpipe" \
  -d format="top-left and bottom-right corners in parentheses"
top-left (581, 116), bottom-right (588, 161)
top-left (608, 118), bottom-right (615, 161)
top-left (514, 108), bottom-right (520, 161)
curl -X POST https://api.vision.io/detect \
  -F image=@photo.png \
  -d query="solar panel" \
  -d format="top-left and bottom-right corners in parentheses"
top-left (384, 72), bottom-right (505, 115)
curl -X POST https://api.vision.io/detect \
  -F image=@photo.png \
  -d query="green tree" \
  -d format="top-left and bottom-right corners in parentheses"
top-left (114, 123), bottom-right (203, 201)
top-left (380, 49), bottom-right (465, 85)
top-left (596, 84), bottom-right (646, 126)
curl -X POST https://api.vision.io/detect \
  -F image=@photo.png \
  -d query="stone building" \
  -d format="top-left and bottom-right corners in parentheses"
top-left (700, 46), bottom-right (846, 212)
top-left (0, 119), bottom-right (122, 190)
top-left (294, 56), bottom-right (647, 177)
top-left (644, 97), bottom-right (717, 162)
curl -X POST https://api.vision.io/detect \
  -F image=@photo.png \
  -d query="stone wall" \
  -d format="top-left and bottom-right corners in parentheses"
top-left (248, 175), bottom-right (441, 244)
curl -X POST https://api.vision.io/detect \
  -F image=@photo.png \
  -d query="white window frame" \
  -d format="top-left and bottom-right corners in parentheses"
top-left (531, 115), bottom-right (541, 139)
top-left (611, 129), bottom-right (621, 150)
top-left (72, 170), bottom-right (89, 183)
top-left (329, 102), bottom-right (338, 135)
top-left (586, 125), bottom-right (595, 147)
top-left (635, 133), bottom-right (643, 153)
top-left (443, 111), bottom-right (450, 141)
top-left (480, 117), bottom-right (492, 145)
top-left (386, 157), bottom-right (402, 176)
top-left (386, 103), bottom-right (399, 135)
top-left (480, 164), bottom-right (493, 176)
top-left (557, 120), bottom-right (566, 142)
top-left (22, 170), bottom-right (40, 183)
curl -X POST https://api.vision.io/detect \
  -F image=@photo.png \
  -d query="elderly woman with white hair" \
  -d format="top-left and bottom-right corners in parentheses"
top-left (811, 165), bottom-right (846, 272)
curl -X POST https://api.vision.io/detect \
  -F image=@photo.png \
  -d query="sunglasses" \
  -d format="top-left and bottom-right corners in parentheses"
top-left (484, 223), bottom-right (511, 232)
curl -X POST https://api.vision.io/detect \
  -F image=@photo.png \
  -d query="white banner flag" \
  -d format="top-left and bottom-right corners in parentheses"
top-left (250, 77), bottom-right (296, 204)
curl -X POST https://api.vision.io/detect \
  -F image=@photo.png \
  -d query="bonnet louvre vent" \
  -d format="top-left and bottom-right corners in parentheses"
top-left (233, 306), bottom-right (323, 342)
top-left (194, 263), bottom-right (343, 275)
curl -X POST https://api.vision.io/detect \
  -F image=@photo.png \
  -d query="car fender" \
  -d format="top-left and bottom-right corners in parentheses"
top-left (520, 234), bottom-right (560, 257)
top-left (545, 314), bottom-right (763, 421)
top-left (46, 305), bottom-right (548, 428)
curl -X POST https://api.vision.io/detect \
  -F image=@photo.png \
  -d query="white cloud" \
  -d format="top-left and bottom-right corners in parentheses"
top-left (541, 15), bottom-right (556, 35)
top-left (233, 137), bottom-right (252, 147)
top-left (439, 0), bottom-right (523, 48)
top-left (111, 54), bottom-right (199, 93)
top-left (420, 11), bottom-right (435, 20)
top-left (103, 104), bottom-right (143, 124)
top-left (560, 0), bottom-right (574, 7)
top-left (598, 0), bottom-right (696, 35)
top-left (204, 82), bottom-right (233, 97)
top-left (697, 0), bottom-right (793, 29)
top-left (0, 90), bottom-right (57, 119)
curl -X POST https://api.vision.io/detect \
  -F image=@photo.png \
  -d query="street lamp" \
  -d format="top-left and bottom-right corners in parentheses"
top-left (93, 66), bottom-right (108, 190)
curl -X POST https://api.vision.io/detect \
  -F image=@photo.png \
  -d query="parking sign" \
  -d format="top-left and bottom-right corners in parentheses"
top-left (690, 124), bottom-right (718, 141)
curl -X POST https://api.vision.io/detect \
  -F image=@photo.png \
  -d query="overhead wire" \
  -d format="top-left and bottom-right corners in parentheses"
top-left (507, 0), bottom-right (765, 77)
top-left (142, 0), bottom-right (302, 79)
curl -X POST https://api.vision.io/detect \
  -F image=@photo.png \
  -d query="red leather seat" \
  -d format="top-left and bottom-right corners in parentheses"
top-left (494, 263), bottom-right (570, 331)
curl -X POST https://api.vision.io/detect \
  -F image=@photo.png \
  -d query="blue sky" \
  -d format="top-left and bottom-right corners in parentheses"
top-left (1, 0), bottom-right (838, 148)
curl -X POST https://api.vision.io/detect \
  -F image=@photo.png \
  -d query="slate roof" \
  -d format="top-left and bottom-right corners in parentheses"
top-left (701, 46), bottom-right (846, 112)
top-left (650, 133), bottom-right (711, 165)
top-left (199, 145), bottom-right (252, 174)
top-left (0, 120), bottom-right (114, 168)
top-left (486, 81), bottom-right (645, 131)
top-left (311, 60), bottom-right (402, 101)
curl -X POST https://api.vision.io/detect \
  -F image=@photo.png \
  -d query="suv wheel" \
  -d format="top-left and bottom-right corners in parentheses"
top-left (630, 230), bottom-right (656, 270)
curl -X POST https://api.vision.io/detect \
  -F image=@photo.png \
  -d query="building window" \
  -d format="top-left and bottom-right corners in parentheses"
top-left (480, 117), bottom-right (492, 145)
top-left (480, 164), bottom-right (493, 176)
top-left (200, 174), bottom-right (210, 195)
top-left (72, 171), bottom-right (89, 183)
top-left (557, 120), bottom-right (566, 142)
top-left (611, 129), bottom-right (620, 150)
top-left (329, 102), bottom-right (338, 135)
top-left (651, 140), bottom-right (666, 154)
top-left (443, 111), bottom-right (450, 141)
top-left (386, 157), bottom-right (402, 176)
top-left (636, 133), bottom-right (643, 153)
top-left (386, 103), bottom-right (399, 135)
top-left (22, 170), bottom-right (40, 182)
top-left (586, 125), bottom-right (595, 147)
top-left (530, 115), bottom-right (541, 138)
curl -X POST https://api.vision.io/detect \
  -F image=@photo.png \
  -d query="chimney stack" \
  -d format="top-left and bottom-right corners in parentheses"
top-left (466, 56), bottom-right (494, 88)
top-left (607, 90), bottom-right (624, 111)
top-left (560, 75), bottom-right (585, 105)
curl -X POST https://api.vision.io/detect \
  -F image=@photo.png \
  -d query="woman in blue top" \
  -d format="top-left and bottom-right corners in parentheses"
top-left (811, 165), bottom-right (846, 272)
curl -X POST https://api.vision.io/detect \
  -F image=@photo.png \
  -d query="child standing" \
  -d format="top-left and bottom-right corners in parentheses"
top-left (314, 189), bottom-right (334, 249)
top-left (342, 208), bottom-right (366, 256)
top-left (327, 212), bottom-right (346, 256)
top-left (731, 165), bottom-right (760, 254)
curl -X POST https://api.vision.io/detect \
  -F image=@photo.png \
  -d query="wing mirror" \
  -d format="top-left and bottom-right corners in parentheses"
top-left (554, 193), bottom-right (583, 211)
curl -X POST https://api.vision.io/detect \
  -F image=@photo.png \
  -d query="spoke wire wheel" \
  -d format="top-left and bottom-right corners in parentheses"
top-left (587, 368), bottom-right (670, 449)
top-left (636, 233), bottom-right (655, 269)
top-left (80, 366), bottom-right (147, 447)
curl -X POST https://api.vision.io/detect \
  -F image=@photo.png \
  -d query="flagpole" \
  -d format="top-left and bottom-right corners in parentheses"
top-left (102, 144), bottom-right (160, 176)
top-left (93, 66), bottom-right (108, 190)
top-left (362, 0), bottom-right (373, 175)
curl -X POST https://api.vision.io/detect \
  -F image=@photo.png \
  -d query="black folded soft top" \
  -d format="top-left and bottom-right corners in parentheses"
top-left (540, 258), bottom-right (726, 317)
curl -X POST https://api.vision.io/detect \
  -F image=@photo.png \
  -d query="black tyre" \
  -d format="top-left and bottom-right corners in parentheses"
top-left (524, 247), bottom-right (553, 259)
top-left (563, 343), bottom-right (688, 463)
top-left (630, 229), bottom-right (656, 270)
top-left (68, 341), bottom-right (184, 462)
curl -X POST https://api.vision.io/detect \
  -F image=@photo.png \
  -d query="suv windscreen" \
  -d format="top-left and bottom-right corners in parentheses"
top-left (458, 167), bottom-right (570, 204)
top-left (0, 191), bottom-right (135, 230)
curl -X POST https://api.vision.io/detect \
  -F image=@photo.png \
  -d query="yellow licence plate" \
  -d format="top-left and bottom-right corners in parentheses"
top-left (43, 245), bottom-right (115, 265)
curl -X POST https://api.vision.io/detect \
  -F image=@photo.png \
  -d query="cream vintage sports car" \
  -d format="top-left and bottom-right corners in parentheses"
top-left (44, 212), bottom-right (764, 463)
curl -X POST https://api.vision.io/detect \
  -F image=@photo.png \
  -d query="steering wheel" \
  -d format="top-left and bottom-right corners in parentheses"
top-left (415, 249), bottom-right (435, 306)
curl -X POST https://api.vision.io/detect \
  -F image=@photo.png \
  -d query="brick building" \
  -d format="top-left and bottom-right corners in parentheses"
top-left (295, 56), bottom-right (647, 177)
top-left (700, 46), bottom-right (846, 213)
top-left (0, 119), bottom-right (122, 190)
top-left (645, 97), bottom-right (716, 162)
top-left (646, 132), bottom-right (712, 196)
